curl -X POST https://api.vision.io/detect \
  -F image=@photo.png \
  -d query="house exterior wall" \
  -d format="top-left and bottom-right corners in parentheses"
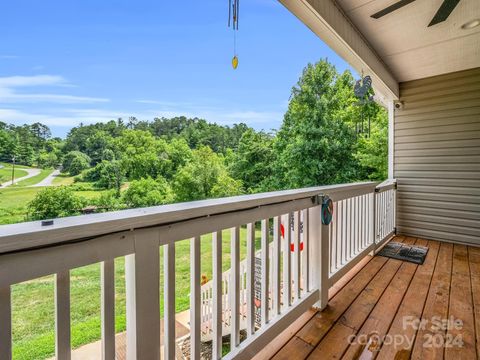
top-left (394, 67), bottom-right (480, 246)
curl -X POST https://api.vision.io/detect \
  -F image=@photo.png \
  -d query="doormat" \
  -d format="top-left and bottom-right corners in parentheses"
top-left (377, 242), bottom-right (428, 265)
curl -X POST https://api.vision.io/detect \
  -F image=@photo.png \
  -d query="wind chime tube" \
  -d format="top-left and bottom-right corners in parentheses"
top-left (236, 0), bottom-right (239, 30)
top-left (228, 0), bottom-right (232, 27)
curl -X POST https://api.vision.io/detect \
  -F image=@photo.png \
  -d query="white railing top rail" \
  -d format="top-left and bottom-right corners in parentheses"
top-left (376, 178), bottom-right (397, 193)
top-left (0, 181), bottom-right (376, 254)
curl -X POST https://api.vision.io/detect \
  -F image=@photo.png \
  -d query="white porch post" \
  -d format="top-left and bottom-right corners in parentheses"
top-left (310, 197), bottom-right (328, 309)
top-left (388, 101), bottom-right (395, 179)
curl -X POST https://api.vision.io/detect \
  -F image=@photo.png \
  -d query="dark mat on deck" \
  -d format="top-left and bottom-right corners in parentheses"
top-left (377, 241), bottom-right (428, 265)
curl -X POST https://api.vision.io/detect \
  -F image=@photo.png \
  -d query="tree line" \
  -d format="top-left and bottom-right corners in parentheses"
top-left (0, 60), bottom-right (388, 220)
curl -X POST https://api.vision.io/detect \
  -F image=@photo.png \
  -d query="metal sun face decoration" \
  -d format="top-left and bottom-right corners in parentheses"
top-left (228, 0), bottom-right (240, 69)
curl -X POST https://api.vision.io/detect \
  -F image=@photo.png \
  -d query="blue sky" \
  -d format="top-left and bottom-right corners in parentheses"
top-left (0, 0), bottom-right (352, 137)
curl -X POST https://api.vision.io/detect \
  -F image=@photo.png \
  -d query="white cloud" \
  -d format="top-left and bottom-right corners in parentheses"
top-left (136, 99), bottom-right (284, 127)
top-left (0, 75), bottom-right (109, 104)
top-left (0, 108), bottom-right (120, 127)
top-left (0, 104), bottom-right (283, 131)
top-left (0, 75), bottom-right (65, 87)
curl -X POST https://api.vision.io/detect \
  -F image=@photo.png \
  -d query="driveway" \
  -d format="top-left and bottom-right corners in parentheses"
top-left (0, 168), bottom-right (41, 188)
top-left (32, 169), bottom-right (61, 187)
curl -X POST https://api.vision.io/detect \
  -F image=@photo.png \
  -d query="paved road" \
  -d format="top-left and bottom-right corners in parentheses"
top-left (0, 168), bottom-right (41, 188)
top-left (32, 169), bottom-right (61, 187)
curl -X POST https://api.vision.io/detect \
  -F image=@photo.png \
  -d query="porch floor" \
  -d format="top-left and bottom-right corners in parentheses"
top-left (270, 236), bottom-right (480, 360)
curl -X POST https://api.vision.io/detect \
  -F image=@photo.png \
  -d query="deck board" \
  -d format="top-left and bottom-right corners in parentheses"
top-left (468, 246), bottom-right (480, 359)
top-left (445, 245), bottom-right (477, 359)
top-left (411, 242), bottom-right (453, 360)
top-left (375, 240), bottom-right (440, 360)
top-left (272, 236), bottom-right (480, 360)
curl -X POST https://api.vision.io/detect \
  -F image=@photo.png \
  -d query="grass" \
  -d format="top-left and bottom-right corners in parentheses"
top-left (52, 174), bottom-right (74, 186)
top-left (11, 228), bottom-right (262, 360)
top-left (15, 169), bottom-right (54, 187)
top-left (0, 162), bottom-right (32, 169)
top-left (0, 168), bottom-right (29, 184)
top-left (0, 187), bottom-right (44, 224)
top-left (0, 185), bottom-right (107, 225)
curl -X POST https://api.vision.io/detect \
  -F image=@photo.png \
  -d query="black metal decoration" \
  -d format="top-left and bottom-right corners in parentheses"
top-left (354, 75), bottom-right (372, 100)
top-left (354, 75), bottom-right (374, 138)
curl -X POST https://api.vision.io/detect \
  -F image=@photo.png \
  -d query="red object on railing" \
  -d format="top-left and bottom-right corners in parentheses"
top-left (281, 224), bottom-right (304, 252)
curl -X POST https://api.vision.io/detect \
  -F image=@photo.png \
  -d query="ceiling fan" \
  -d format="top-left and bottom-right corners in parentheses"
top-left (371, 0), bottom-right (461, 27)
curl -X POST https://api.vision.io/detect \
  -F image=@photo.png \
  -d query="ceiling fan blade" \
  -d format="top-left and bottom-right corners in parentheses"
top-left (371, 0), bottom-right (416, 19)
top-left (428, 0), bottom-right (461, 27)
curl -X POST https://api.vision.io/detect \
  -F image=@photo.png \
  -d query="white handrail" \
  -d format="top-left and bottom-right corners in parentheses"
top-left (0, 182), bottom-right (375, 254)
top-left (0, 180), bottom-right (398, 360)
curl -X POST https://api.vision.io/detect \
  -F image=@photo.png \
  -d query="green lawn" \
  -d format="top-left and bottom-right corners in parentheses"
top-left (12, 228), bottom-right (261, 360)
top-left (52, 174), bottom-right (74, 186)
top-left (0, 168), bottom-right (28, 184)
top-left (0, 186), bottom-right (106, 225)
top-left (0, 162), bottom-right (32, 169)
top-left (0, 187), bottom-right (44, 224)
top-left (15, 169), bottom-right (54, 187)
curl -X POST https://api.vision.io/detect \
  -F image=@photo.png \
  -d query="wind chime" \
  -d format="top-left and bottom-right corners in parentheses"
top-left (228, 0), bottom-right (239, 69)
top-left (353, 73), bottom-right (374, 138)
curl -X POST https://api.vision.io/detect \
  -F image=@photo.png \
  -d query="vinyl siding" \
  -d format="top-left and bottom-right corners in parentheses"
top-left (394, 67), bottom-right (480, 246)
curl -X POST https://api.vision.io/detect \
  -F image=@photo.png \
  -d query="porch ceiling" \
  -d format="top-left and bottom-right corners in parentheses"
top-left (336, 0), bottom-right (480, 82)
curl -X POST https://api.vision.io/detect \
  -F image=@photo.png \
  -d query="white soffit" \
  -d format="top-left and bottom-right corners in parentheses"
top-left (336, 0), bottom-right (480, 82)
top-left (280, 0), bottom-right (400, 102)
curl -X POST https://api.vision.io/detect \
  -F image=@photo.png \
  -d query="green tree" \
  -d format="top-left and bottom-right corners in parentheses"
top-left (354, 107), bottom-right (388, 180)
top-left (272, 60), bottom-right (369, 189)
top-left (37, 151), bottom-right (59, 169)
top-left (173, 146), bottom-right (242, 201)
top-left (85, 131), bottom-right (114, 165)
top-left (27, 187), bottom-right (85, 220)
top-left (123, 177), bottom-right (174, 208)
top-left (63, 151), bottom-right (91, 175)
top-left (114, 130), bottom-right (170, 180)
top-left (96, 160), bottom-right (125, 196)
top-left (229, 129), bottom-right (276, 192)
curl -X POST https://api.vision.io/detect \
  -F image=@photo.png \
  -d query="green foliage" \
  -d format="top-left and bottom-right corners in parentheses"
top-left (123, 177), bottom-right (174, 208)
top-left (0, 122), bottom-right (55, 166)
top-left (173, 146), bottom-right (242, 201)
top-left (228, 129), bottom-right (276, 192)
top-left (271, 59), bottom-right (387, 189)
top-left (63, 151), bottom-right (91, 176)
top-left (95, 160), bottom-right (125, 195)
top-left (93, 190), bottom-right (125, 211)
top-left (85, 131), bottom-right (114, 165)
top-left (355, 107), bottom-right (388, 180)
top-left (37, 151), bottom-right (59, 169)
top-left (27, 187), bottom-right (85, 220)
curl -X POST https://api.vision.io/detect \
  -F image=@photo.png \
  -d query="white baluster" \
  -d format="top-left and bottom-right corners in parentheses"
top-left (212, 231), bottom-right (222, 359)
top-left (55, 270), bottom-right (71, 360)
top-left (101, 260), bottom-right (115, 360)
top-left (0, 286), bottom-right (11, 360)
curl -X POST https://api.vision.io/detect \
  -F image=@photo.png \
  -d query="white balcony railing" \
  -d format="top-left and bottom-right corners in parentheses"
top-left (0, 180), bottom-right (396, 360)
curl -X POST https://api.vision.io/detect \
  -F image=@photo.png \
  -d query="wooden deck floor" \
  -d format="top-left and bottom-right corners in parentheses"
top-left (270, 236), bottom-right (480, 360)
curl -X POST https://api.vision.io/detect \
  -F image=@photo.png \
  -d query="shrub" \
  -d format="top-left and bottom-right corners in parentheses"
top-left (62, 151), bottom-right (91, 176)
top-left (122, 177), bottom-right (174, 208)
top-left (27, 187), bottom-right (85, 221)
top-left (93, 190), bottom-right (125, 211)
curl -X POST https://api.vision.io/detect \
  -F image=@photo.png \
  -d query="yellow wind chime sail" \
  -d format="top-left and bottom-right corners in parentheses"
top-left (228, 0), bottom-right (239, 69)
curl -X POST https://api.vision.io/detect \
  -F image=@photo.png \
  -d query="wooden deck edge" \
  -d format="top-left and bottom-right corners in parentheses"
top-left (256, 248), bottom-right (379, 360)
